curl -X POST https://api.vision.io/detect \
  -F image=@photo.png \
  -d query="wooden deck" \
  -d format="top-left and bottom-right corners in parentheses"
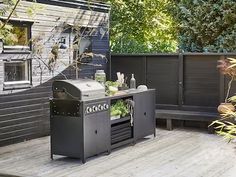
top-left (0, 128), bottom-right (236, 177)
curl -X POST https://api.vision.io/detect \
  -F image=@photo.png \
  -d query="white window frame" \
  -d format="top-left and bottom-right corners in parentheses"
top-left (3, 59), bottom-right (32, 90)
top-left (0, 18), bottom-right (33, 53)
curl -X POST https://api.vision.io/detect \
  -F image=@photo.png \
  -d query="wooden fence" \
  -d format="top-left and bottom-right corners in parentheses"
top-left (110, 53), bottom-right (236, 113)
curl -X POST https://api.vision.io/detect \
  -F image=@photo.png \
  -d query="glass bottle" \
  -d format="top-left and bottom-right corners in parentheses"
top-left (130, 74), bottom-right (136, 89)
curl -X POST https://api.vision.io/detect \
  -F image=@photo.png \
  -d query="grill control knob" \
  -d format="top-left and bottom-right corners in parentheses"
top-left (98, 104), bottom-right (104, 111)
top-left (86, 107), bottom-right (92, 113)
top-left (103, 104), bottom-right (109, 110)
top-left (92, 106), bottom-right (98, 112)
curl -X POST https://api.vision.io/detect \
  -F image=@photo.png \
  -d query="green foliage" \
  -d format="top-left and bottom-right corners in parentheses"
top-left (0, 22), bottom-right (19, 45)
top-left (105, 81), bottom-right (119, 95)
top-left (106, 0), bottom-right (177, 53)
top-left (210, 107), bottom-right (236, 142)
top-left (110, 100), bottom-right (129, 117)
top-left (175, 0), bottom-right (236, 52)
top-left (211, 57), bottom-right (236, 141)
top-left (210, 119), bottom-right (236, 142)
top-left (0, 0), bottom-right (40, 44)
top-left (0, 0), bottom-right (18, 43)
top-left (26, 3), bottom-right (44, 18)
top-left (105, 81), bottom-right (119, 88)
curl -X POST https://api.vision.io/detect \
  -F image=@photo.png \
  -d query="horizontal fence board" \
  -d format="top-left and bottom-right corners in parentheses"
top-left (0, 97), bottom-right (48, 110)
top-left (0, 103), bottom-right (48, 116)
top-left (0, 92), bottom-right (51, 103)
top-left (0, 120), bottom-right (43, 135)
top-left (0, 126), bottom-right (41, 140)
top-left (0, 114), bottom-right (44, 127)
top-left (0, 109), bottom-right (49, 122)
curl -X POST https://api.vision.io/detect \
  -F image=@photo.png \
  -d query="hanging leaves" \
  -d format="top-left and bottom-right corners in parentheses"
top-left (174, 0), bottom-right (236, 52)
top-left (105, 0), bottom-right (177, 53)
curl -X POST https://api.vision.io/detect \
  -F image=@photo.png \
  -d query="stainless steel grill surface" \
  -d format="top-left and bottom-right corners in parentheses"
top-left (52, 79), bottom-right (106, 100)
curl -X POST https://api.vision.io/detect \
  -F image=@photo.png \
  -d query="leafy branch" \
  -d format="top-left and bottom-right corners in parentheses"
top-left (0, 0), bottom-right (21, 30)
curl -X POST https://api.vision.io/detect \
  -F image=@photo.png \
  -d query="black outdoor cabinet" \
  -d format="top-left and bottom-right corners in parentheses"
top-left (50, 80), bottom-right (156, 163)
top-left (83, 100), bottom-right (111, 158)
top-left (50, 100), bottom-right (83, 159)
top-left (133, 90), bottom-right (156, 141)
top-left (50, 98), bottom-right (110, 163)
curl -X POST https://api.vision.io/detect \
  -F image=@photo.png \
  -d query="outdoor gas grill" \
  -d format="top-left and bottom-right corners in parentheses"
top-left (50, 79), bottom-right (156, 163)
top-left (52, 79), bottom-right (106, 100)
top-left (50, 79), bottom-right (110, 163)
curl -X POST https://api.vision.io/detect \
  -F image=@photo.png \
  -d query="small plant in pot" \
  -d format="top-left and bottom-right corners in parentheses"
top-left (210, 57), bottom-right (236, 142)
top-left (110, 100), bottom-right (130, 120)
top-left (217, 57), bottom-right (236, 114)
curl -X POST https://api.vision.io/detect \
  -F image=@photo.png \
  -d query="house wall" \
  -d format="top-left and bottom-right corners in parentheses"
top-left (0, 1), bottom-right (110, 146)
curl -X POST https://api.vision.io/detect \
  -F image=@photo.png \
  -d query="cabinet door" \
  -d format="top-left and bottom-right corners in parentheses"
top-left (84, 111), bottom-right (110, 158)
top-left (84, 114), bottom-right (99, 158)
top-left (134, 90), bottom-right (155, 140)
top-left (96, 111), bottom-right (110, 154)
top-left (51, 115), bottom-right (82, 158)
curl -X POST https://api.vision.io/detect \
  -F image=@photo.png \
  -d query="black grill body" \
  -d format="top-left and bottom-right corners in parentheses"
top-left (50, 79), bottom-right (110, 163)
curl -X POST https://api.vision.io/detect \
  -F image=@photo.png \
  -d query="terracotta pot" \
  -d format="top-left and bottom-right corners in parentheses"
top-left (217, 103), bottom-right (235, 114)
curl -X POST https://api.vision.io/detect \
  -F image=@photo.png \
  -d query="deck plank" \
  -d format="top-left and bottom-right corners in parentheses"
top-left (0, 128), bottom-right (236, 177)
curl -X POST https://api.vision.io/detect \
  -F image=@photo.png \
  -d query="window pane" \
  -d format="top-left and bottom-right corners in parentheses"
top-left (79, 37), bottom-right (92, 55)
top-left (4, 62), bottom-right (27, 82)
top-left (5, 25), bottom-right (28, 46)
top-left (73, 33), bottom-right (92, 63)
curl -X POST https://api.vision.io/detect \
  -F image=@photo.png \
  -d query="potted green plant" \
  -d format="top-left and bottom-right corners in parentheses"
top-left (210, 57), bottom-right (236, 141)
top-left (217, 57), bottom-right (236, 113)
top-left (105, 81), bottom-right (119, 96)
top-left (110, 100), bottom-right (130, 120)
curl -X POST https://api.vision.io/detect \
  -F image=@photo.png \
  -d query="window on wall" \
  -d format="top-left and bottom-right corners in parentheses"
top-left (79, 36), bottom-right (92, 55)
top-left (6, 26), bottom-right (28, 46)
top-left (1, 19), bottom-right (33, 90)
top-left (1, 19), bottom-right (33, 52)
top-left (79, 27), bottom-right (93, 56)
top-left (3, 60), bottom-right (31, 90)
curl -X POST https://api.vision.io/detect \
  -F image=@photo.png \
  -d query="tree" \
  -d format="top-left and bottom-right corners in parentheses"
top-left (106, 0), bottom-right (177, 53)
top-left (0, 0), bottom-right (21, 44)
top-left (175, 0), bottom-right (236, 52)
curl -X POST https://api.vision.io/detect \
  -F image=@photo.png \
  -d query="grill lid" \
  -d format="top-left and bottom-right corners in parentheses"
top-left (52, 79), bottom-right (105, 100)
